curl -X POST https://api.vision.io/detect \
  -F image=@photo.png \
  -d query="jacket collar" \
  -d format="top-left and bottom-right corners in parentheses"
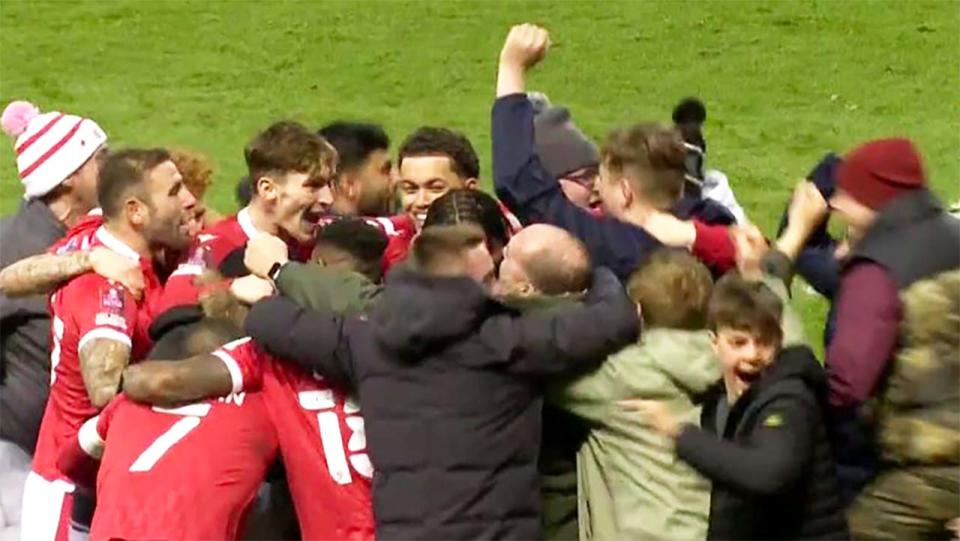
top-left (864, 189), bottom-right (942, 236)
top-left (19, 198), bottom-right (67, 241)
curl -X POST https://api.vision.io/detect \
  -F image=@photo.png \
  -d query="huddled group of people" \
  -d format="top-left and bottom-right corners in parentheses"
top-left (0, 23), bottom-right (957, 541)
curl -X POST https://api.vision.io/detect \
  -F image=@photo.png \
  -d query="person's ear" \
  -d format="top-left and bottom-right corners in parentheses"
top-left (465, 178), bottom-right (478, 190)
top-left (125, 197), bottom-right (148, 227)
top-left (519, 281), bottom-right (536, 297)
top-left (347, 175), bottom-right (363, 202)
top-left (256, 176), bottom-right (277, 202)
top-left (619, 177), bottom-right (633, 207)
top-left (709, 330), bottom-right (720, 354)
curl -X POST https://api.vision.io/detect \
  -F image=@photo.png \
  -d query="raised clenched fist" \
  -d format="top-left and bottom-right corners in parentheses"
top-left (789, 181), bottom-right (829, 231)
top-left (499, 23), bottom-right (551, 71)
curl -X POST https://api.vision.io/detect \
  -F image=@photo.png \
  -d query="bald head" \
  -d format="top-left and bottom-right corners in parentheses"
top-left (499, 224), bottom-right (591, 297)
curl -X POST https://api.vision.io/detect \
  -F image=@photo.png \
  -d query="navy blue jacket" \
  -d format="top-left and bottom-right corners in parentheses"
top-left (492, 94), bottom-right (734, 282)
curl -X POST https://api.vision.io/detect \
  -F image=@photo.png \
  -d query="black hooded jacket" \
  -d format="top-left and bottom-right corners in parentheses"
top-left (244, 267), bottom-right (638, 540)
top-left (676, 346), bottom-right (848, 540)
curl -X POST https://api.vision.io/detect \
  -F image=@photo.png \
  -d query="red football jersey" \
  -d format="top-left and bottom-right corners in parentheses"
top-left (158, 207), bottom-right (312, 313)
top-left (214, 338), bottom-right (375, 541)
top-left (87, 393), bottom-right (278, 541)
top-left (496, 199), bottom-right (524, 235)
top-left (32, 226), bottom-right (163, 482)
top-left (49, 210), bottom-right (104, 255)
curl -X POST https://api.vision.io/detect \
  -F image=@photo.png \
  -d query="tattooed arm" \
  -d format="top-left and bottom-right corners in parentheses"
top-left (79, 337), bottom-right (132, 408)
top-left (123, 355), bottom-right (234, 407)
top-left (0, 247), bottom-right (144, 298)
top-left (0, 251), bottom-right (94, 297)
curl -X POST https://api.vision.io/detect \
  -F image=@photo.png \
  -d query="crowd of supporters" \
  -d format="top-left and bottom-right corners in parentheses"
top-left (0, 23), bottom-right (957, 541)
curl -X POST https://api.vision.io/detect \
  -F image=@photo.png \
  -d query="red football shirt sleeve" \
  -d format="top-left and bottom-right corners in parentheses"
top-left (211, 338), bottom-right (265, 394)
top-left (375, 216), bottom-right (416, 272)
top-left (71, 275), bottom-right (139, 353)
top-left (691, 220), bottom-right (737, 273)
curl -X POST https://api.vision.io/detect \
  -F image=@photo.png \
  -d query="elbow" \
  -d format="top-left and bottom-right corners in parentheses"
top-left (122, 367), bottom-right (175, 405)
top-left (89, 386), bottom-right (118, 409)
top-left (740, 458), bottom-right (800, 496)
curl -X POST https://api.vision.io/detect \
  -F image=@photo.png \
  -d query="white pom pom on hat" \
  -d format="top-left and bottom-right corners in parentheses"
top-left (2, 99), bottom-right (108, 200)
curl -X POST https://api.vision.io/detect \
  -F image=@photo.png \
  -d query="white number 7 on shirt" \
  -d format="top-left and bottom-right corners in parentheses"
top-left (129, 403), bottom-right (211, 473)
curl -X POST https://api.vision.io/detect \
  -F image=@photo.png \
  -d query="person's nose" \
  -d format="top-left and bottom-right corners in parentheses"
top-left (317, 184), bottom-right (334, 207)
top-left (180, 186), bottom-right (197, 209)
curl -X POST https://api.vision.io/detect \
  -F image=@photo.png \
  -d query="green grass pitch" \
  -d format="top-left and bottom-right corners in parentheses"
top-left (2, 0), bottom-right (958, 353)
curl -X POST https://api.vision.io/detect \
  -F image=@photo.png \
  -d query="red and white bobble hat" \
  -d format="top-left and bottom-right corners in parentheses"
top-left (1, 100), bottom-right (108, 200)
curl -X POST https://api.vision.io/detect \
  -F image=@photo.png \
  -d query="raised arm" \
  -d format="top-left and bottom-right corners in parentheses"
top-left (0, 247), bottom-right (143, 298)
top-left (492, 25), bottom-right (662, 281)
top-left (484, 267), bottom-right (639, 378)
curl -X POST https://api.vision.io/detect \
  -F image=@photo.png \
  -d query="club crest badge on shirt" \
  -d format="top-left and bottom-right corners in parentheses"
top-left (55, 236), bottom-right (80, 255)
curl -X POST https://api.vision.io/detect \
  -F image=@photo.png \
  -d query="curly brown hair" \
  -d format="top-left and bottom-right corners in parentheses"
top-left (169, 148), bottom-right (214, 200)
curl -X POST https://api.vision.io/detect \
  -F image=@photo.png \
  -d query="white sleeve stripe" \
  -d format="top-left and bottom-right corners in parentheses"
top-left (169, 264), bottom-right (203, 278)
top-left (77, 416), bottom-right (105, 459)
top-left (78, 328), bottom-right (132, 352)
top-left (212, 350), bottom-right (243, 394)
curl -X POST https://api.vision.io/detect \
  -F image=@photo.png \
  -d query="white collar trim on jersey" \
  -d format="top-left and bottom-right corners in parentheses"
top-left (95, 226), bottom-right (141, 263)
top-left (236, 207), bottom-right (263, 240)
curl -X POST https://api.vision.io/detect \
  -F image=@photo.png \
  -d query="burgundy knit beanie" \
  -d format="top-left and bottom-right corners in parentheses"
top-left (836, 138), bottom-right (926, 210)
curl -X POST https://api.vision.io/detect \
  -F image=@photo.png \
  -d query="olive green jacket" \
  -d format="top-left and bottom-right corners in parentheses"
top-left (274, 262), bottom-right (382, 315)
top-left (551, 329), bottom-right (718, 541)
top-left (548, 274), bottom-right (807, 541)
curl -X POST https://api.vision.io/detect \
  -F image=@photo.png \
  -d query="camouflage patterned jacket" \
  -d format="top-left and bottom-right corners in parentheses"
top-left (876, 269), bottom-right (960, 466)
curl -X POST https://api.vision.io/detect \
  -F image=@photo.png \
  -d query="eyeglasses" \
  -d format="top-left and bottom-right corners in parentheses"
top-left (563, 166), bottom-right (599, 189)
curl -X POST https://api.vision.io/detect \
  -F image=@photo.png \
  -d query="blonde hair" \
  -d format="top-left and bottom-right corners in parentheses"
top-left (627, 249), bottom-right (713, 329)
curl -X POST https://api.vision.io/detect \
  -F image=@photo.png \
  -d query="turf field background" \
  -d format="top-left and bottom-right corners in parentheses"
top-left (2, 0), bottom-right (958, 353)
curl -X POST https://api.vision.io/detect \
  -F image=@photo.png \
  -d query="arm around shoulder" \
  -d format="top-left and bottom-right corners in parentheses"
top-left (494, 267), bottom-right (639, 377)
top-left (245, 295), bottom-right (357, 387)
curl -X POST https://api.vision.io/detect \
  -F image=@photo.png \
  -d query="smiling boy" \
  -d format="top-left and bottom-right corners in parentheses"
top-left (631, 273), bottom-right (848, 540)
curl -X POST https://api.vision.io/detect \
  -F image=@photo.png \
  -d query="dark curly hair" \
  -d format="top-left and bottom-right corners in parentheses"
top-left (398, 126), bottom-right (479, 180)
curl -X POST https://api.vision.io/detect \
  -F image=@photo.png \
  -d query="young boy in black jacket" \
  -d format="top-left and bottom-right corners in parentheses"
top-left (628, 273), bottom-right (848, 540)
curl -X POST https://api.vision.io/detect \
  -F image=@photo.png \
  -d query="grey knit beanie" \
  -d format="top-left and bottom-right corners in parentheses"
top-left (533, 102), bottom-right (600, 180)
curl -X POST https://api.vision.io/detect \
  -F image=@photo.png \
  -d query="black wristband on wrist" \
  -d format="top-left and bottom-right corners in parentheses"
top-left (268, 261), bottom-right (285, 282)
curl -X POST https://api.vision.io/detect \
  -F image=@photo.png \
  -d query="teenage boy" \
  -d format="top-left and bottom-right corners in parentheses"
top-left (629, 273), bottom-right (848, 540)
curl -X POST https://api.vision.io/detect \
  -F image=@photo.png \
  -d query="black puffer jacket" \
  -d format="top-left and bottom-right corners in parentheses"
top-left (245, 267), bottom-right (638, 540)
top-left (676, 346), bottom-right (848, 540)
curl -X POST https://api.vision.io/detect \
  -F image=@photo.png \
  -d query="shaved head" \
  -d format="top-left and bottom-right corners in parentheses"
top-left (497, 224), bottom-right (591, 298)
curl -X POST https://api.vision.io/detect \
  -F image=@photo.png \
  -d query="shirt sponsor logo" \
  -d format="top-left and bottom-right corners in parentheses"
top-left (95, 313), bottom-right (128, 329)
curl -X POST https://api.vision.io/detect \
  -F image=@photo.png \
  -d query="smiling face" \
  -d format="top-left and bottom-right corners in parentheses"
top-left (712, 327), bottom-right (779, 401)
top-left (259, 170), bottom-right (333, 244)
top-left (829, 188), bottom-right (878, 247)
top-left (397, 155), bottom-right (475, 227)
top-left (559, 166), bottom-right (600, 210)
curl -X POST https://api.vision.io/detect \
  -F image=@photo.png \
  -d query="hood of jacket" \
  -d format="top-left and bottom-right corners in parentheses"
top-left (643, 328), bottom-right (720, 396)
top-left (370, 268), bottom-right (501, 359)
